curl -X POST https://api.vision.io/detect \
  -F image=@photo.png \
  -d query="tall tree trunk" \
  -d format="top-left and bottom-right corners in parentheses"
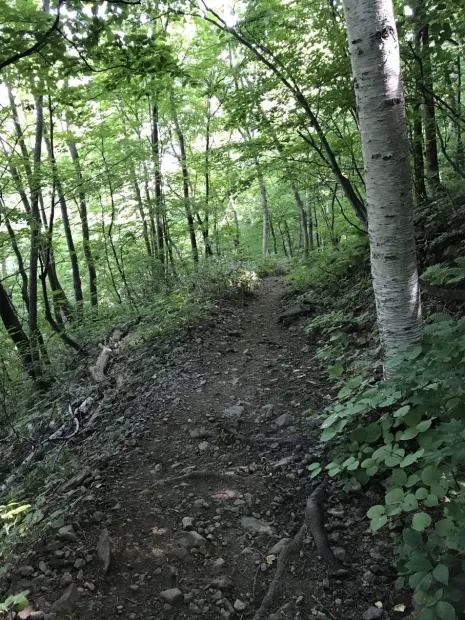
top-left (269, 214), bottom-right (278, 255)
top-left (0, 195), bottom-right (29, 308)
top-left (66, 138), bottom-right (98, 307)
top-left (253, 156), bottom-right (270, 255)
top-left (229, 192), bottom-right (240, 248)
top-left (412, 93), bottom-right (428, 203)
top-left (0, 280), bottom-right (36, 380)
top-left (132, 172), bottom-right (152, 257)
top-left (151, 102), bottom-right (165, 262)
top-left (305, 190), bottom-right (314, 252)
top-left (342, 0), bottom-right (422, 369)
top-left (203, 99), bottom-right (214, 257)
top-left (267, 125), bottom-right (310, 256)
top-left (170, 93), bottom-right (198, 262)
top-left (44, 126), bottom-right (83, 310)
top-left (417, 22), bottom-right (440, 192)
top-left (28, 94), bottom-right (46, 376)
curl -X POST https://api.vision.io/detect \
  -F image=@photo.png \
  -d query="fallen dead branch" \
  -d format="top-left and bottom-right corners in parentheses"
top-left (90, 317), bottom-right (141, 382)
top-left (252, 484), bottom-right (342, 620)
top-left (0, 398), bottom-right (93, 494)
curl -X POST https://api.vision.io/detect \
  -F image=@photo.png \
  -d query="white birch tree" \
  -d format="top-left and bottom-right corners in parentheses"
top-left (341, 0), bottom-right (423, 369)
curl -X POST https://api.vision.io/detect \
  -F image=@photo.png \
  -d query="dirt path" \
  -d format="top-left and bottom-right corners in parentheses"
top-left (16, 278), bottom-right (399, 620)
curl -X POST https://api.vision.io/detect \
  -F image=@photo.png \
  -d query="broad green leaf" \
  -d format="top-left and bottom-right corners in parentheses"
top-left (393, 405), bottom-right (411, 418)
top-left (436, 601), bottom-right (456, 620)
top-left (432, 564), bottom-right (449, 586)
top-left (370, 514), bottom-right (388, 531)
top-left (385, 488), bottom-right (405, 505)
top-left (412, 512), bottom-right (432, 532)
top-left (403, 527), bottom-right (423, 547)
top-left (367, 505), bottom-right (385, 519)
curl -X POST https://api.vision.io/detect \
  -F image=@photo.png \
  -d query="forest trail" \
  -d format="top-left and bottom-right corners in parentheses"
top-left (27, 278), bottom-right (397, 620)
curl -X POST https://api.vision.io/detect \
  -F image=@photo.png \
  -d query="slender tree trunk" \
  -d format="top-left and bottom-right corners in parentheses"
top-left (269, 214), bottom-right (278, 255)
top-left (132, 173), bottom-right (152, 257)
top-left (417, 23), bottom-right (440, 192)
top-left (253, 156), bottom-right (270, 255)
top-left (151, 102), bottom-right (165, 261)
top-left (305, 190), bottom-right (314, 252)
top-left (284, 220), bottom-right (293, 256)
top-left (38, 257), bottom-right (82, 351)
top-left (66, 138), bottom-right (98, 307)
top-left (100, 142), bottom-right (135, 305)
top-left (169, 94), bottom-right (198, 262)
top-left (412, 97), bottom-right (428, 203)
top-left (203, 101), bottom-right (214, 257)
top-left (342, 0), bottom-right (422, 369)
top-left (0, 195), bottom-right (29, 308)
top-left (229, 192), bottom-right (240, 248)
top-left (0, 280), bottom-right (36, 380)
top-left (278, 223), bottom-right (288, 256)
top-left (28, 94), bottom-right (46, 377)
top-left (267, 125), bottom-right (310, 256)
top-left (44, 130), bottom-right (83, 310)
top-left (454, 55), bottom-right (464, 170)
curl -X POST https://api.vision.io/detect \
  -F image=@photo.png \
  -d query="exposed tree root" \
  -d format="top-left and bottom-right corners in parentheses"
top-left (252, 484), bottom-right (341, 620)
top-left (153, 469), bottom-right (242, 486)
top-left (218, 424), bottom-right (306, 446)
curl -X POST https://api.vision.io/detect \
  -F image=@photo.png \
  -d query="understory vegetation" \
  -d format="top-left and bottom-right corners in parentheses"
top-left (1, 0), bottom-right (465, 617)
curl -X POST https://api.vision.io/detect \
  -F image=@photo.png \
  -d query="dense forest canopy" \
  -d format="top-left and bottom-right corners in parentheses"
top-left (2, 0), bottom-right (465, 618)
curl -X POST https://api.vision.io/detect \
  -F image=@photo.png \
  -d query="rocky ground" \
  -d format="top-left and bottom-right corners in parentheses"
top-left (3, 277), bottom-right (407, 620)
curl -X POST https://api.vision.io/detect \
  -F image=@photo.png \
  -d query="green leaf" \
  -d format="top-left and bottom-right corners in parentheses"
top-left (435, 519), bottom-right (455, 538)
top-left (327, 363), bottom-right (343, 379)
top-left (407, 474), bottom-right (421, 487)
top-left (406, 554), bottom-right (433, 573)
top-left (400, 427), bottom-right (420, 440)
top-left (386, 488), bottom-right (405, 505)
top-left (416, 488), bottom-right (428, 500)
top-left (321, 427), bottom-right (338, 441)
top-left (402, 494), bottom-right (418, 512)
top-left (367, 505), bottom-right (385, 519)
top-left (392, 469), bottom-right (408, 486)
top-left (432, 564), bottom-right (449, 586)
top-left (424, 494), bottom-right (439, 507)
top-left (436, 601), bottom-right (456, 620)
top-left (395, 576), bottom-right (405, 590)
top-left (412, 512), bottom-right (432, 532)
top-left (416, 420), bottom-right (432, 433)
top-left (401, 449), bottom-right (425, 468)
top-left (307, 462), bottom-right (321, 471)
top-left (393, 405), bottom-right (411, 418)
top-left (365, 423), bottom-right (382, 443)
top-left (422, 466), bottom-right (439, 486)
top-left (370, 514), bottom-right (388, 531)
top-left (321, 413), bottom-right (339, 429)
top-left (403, 527), bottom-right (423, 547)
top-left (310, 467), bottom-right (322, 479)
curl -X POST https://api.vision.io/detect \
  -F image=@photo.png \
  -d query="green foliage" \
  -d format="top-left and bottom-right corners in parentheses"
top-left (421, 259), bottom-right (465, 285)
top-left (284, 236), bottom-right (369, 293)
top-left (312, 314), bottom-right (465, 619)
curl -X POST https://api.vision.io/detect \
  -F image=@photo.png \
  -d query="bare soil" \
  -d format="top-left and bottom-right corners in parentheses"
top-left (6, 277), bottom-right (405, 620)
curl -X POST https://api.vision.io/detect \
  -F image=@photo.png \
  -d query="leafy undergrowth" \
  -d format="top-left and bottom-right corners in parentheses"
top-left (293, 242), bottom-right (465, 619)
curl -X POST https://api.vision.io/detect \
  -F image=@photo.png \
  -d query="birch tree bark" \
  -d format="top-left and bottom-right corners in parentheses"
top-left (341, 0), bottom-right (422, 367)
